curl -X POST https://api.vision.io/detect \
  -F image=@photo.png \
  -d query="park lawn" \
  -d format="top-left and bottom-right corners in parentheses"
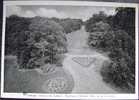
top-left (4, 55), bottom-right (74, 93)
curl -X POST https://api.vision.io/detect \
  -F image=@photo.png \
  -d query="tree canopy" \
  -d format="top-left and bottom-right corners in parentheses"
top-left (5, 16), bottom-right (82, 69)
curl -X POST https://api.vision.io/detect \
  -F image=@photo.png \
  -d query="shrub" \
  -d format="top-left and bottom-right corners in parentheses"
top-left (99, 29), bottom-right (135, 92)
top-left (101, 53), bottom-right (135, 92)
top-left (87, 21), bottom-right (111, 48)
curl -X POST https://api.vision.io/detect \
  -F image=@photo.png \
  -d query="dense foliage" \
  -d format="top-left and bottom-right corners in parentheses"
top-left (5, 16), bottom-right (82, 69)
top-left (60, 18), bottom-right (82, 33)
top-left (5, 15), bottom-right (31, 55)
top-left (85, 8), bottom-right (135, 92)
top-left (113, 8), bottom-right (135, 39)
top-left (85, 11), bottom-right (108, 32)
top-left (52, 18), bottom-right (82, 34)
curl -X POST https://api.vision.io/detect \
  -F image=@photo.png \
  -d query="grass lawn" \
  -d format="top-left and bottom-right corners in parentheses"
top-left (4, 55), bottom-right (74, 93)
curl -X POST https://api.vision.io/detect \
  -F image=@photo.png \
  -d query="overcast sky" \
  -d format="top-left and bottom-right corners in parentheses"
top-left (6, 5), bottom-right (116, 21)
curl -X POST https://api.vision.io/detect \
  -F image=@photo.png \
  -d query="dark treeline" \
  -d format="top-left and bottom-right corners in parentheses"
top-left (5, 15), bottom-right (82, 69)
top-left (85, 8), bottom-right (135, 92)
top-left (52, 17), bottom-right (83, 34)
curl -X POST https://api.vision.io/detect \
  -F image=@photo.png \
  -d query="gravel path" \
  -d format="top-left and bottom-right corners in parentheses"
top-left (63, 26), bottom-right (118, 93)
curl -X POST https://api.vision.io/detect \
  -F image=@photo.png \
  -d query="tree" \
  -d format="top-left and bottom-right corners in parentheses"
top-left (60, 18), bottom-right (82, 34)
top-left (113, 8), bottom-right (135, 39)
top-left (85, 11), bottom-right (108, 32)
top-left (6, 15), bottom-right (30, 55)
top-left (17, 17), bottom-right (67, 68)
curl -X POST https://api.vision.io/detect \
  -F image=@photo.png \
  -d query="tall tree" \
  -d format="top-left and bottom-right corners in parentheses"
top-left (113, 8), bottom-right (135, 38)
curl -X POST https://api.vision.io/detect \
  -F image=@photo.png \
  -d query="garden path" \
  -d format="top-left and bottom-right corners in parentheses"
top-left (63, 26), bottom-right (118, 93)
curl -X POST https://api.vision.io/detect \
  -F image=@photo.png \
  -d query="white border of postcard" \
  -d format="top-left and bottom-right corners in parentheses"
top-left (1, 1), bottom-right (139, 99)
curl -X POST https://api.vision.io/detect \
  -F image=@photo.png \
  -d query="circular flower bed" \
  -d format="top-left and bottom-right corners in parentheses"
top-left (42, 77), bottom-right (70, 93)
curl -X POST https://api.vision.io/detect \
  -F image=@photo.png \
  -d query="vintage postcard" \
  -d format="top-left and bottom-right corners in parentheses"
top-left (1, 1), bottom-right (138, 99)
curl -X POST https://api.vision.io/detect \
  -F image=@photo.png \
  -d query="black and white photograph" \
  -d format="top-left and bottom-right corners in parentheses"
top-left (1, 1), bottom-right (138, 99)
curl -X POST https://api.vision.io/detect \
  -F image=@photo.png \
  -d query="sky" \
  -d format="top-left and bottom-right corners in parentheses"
top-left (6, 5), bottom-right (116, 21)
